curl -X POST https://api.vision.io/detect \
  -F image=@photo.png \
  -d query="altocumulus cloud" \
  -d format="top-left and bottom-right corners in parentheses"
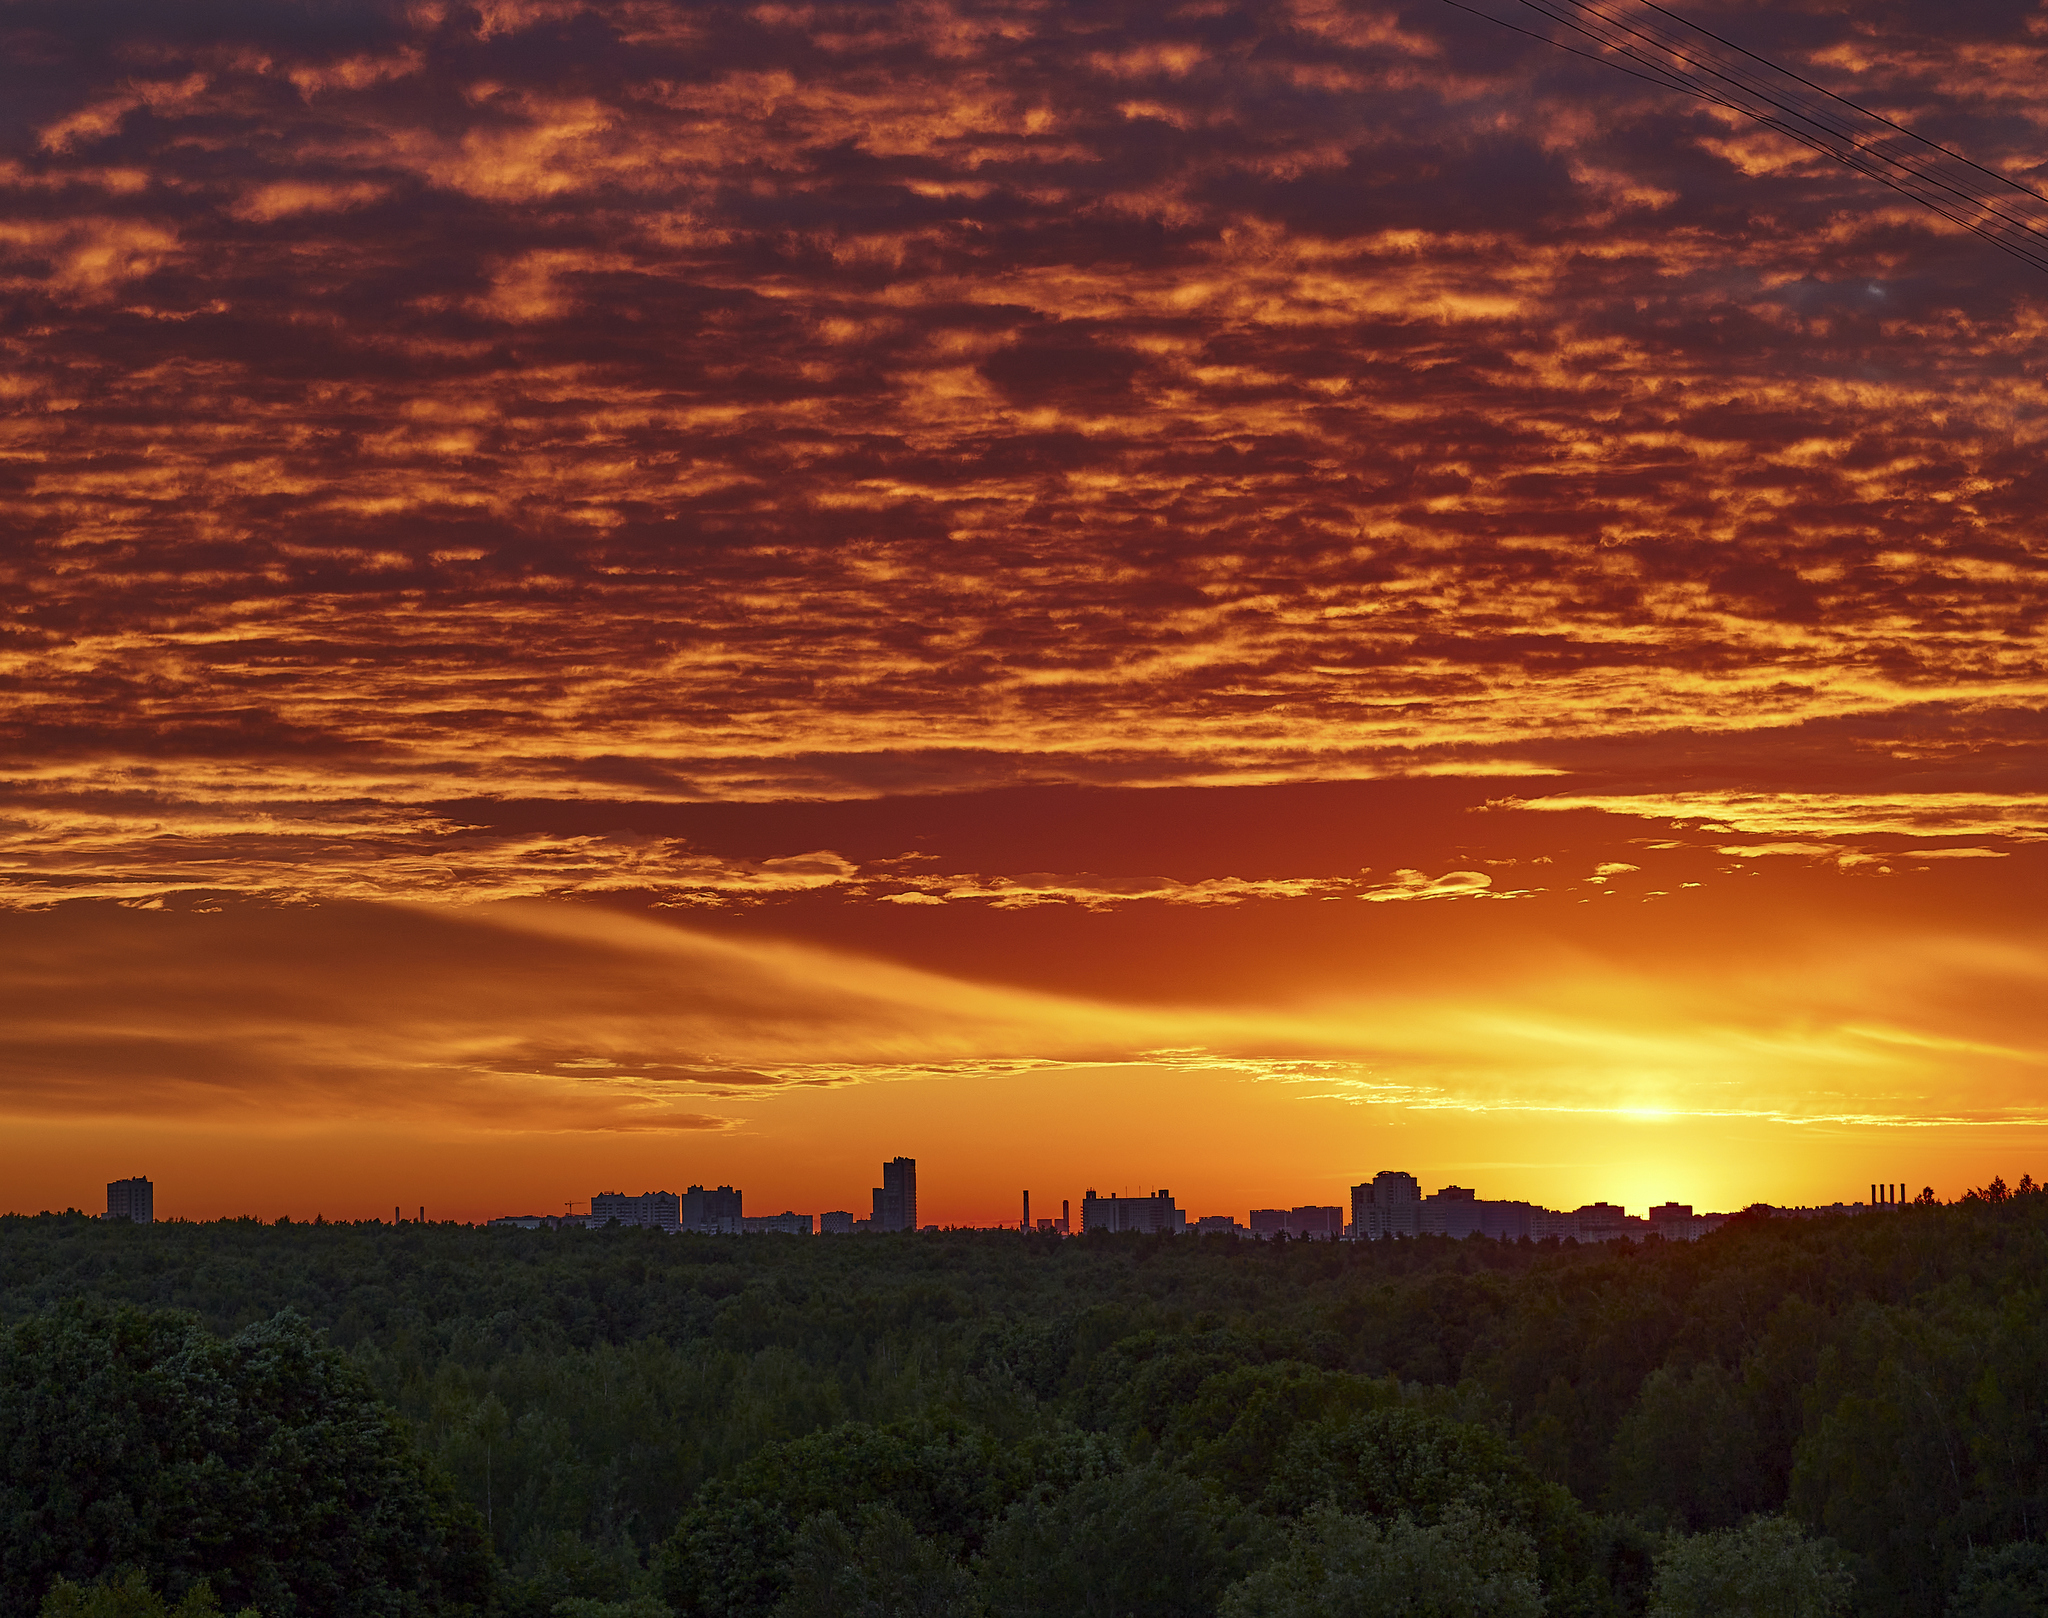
top-left (0, 0), bottom-right (2043, 905)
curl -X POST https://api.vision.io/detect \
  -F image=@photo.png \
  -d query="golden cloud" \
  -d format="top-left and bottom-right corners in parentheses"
top-left (0, 899), bottom-right (2042, 1134)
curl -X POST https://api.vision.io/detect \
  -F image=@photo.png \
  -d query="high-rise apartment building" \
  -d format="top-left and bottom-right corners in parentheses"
top-left (1420, 1185), bottom-right (1482, 1239)
top-left (106, 1176), bottom-right (153, 1224)
top-left (591, 1191), bottom-right (634, 1225)
top-left (591, 1190), bottom-right (682, 1231)
top-left (682, 1184), bottom-right (743, 1234)
top-left (1352, 1170), bottom-right (1421, 1239)
top-left (643, 1191), bottom-right (681, 1233)
top-left (872, 1157), bottom-right (917, 1232)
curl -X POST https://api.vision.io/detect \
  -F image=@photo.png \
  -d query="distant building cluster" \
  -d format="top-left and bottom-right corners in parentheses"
top-left (486, 1158), bottom-right (925, 1238)
top-left (1345, 1171), bottom-right (1720, 1243)
top-left (480, 1161), bottom-right (1898, 1243)
top-left (1335, 1171), bottom-right (1719, 1243)
top-left (1176, 1172), bottom-right (1896, 1245)
top-left (92, 1159), bottom-right (1909, 1239)
top-left (495, 1181), bottom-right (813, 1235)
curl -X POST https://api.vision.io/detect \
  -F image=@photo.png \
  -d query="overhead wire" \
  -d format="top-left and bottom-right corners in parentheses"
top-left (1528, 0), bottom-right (2048, 271)
top-left (1541, 0), bottom-right (2048, 257)
top-left (1630, 0), bottom-right (2047, 207)
top-left (1526, 0), bottom-right (2048, 271)
top-left (1540, 0), bottom-right (2048, 246)
top-left (1440, 0), bottom-right (2048, 276)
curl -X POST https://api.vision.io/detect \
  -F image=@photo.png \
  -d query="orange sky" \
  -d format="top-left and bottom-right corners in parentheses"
top-left (2, 0), bottom-right (2044, 1223)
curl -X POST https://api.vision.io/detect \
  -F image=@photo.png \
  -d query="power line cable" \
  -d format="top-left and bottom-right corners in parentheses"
top-left (1533, 0), bottom-right (2048, 243)
top-left (1628, 0), bottom-right (2048, 206)
top-left (1539, 0), bottom-right (2048, 245)
top-left (1441, 0), bottom-right (2048, 275)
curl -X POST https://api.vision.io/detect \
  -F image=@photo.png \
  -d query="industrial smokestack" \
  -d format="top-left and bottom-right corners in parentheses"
top-left (1023, 1190), bottom-right (1030, 1231)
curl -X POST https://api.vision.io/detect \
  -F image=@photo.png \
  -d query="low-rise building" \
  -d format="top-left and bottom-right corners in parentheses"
top-left (1249, 1208), bottom-right (1288, 1239)
top-left (1648, 1202), bottom-right (1709, 1241)
top-left (1478, 1200), bottom-right (1537, 1240)
top-left (1253, 1206), bottom-right (1341, 1239)
top-left (490, 1213), bottom-right (604, 1230)
top-left (742, 1211), bottom-right (813, 1235)
top-left (1082, 1188), bottom-right (1184, 1234)
top-left (1281, 1205), bottom-right (1345, 1239)
top-left (819, 1210), bottom-right (855, 1234)
top-left (1194, 1214), bottom-right (1249, 1236)
top-left (1571, 1203), bottom-right (1647, 1243)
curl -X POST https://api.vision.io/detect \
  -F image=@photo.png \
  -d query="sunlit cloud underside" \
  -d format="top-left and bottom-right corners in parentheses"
top-left (0, 902), bottom-right (2039, 1135)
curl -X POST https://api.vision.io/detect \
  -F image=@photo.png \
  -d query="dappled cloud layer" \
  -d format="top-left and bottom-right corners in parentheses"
top-left (4, 0), bottom-right (2047, 905)
top-left (2, 753), bottom-right (2039, 909)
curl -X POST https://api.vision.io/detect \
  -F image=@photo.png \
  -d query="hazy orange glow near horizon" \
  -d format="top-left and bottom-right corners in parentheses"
top-left (3, 0), bottom-right (2045, 1226)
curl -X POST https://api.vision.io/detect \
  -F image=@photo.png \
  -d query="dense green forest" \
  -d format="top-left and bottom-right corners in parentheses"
top-left (5, 1189), bottom-right (2048, 1618)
